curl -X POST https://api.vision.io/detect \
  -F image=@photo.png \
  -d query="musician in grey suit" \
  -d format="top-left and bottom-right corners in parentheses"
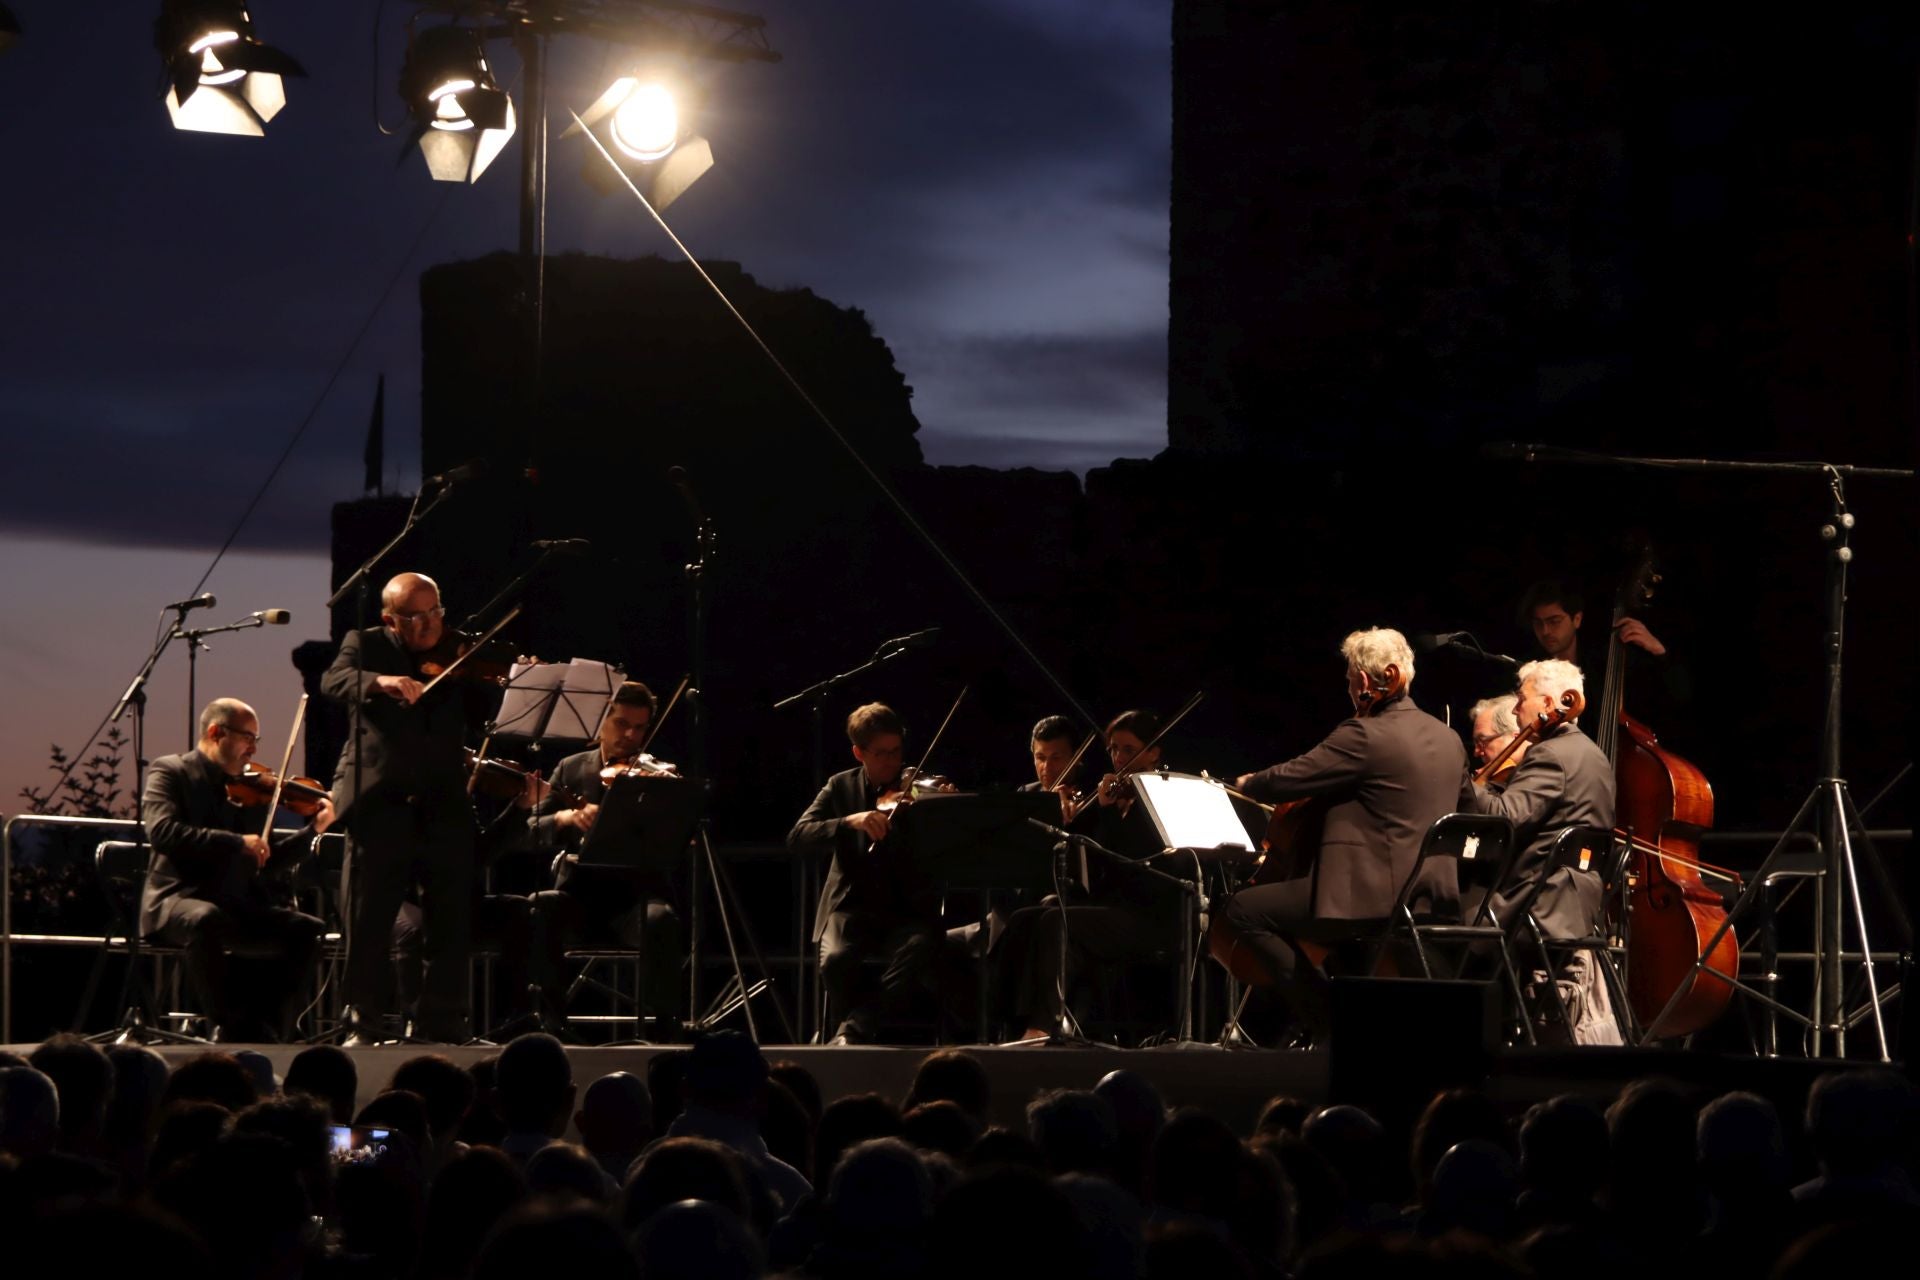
top-left (141, 698), bottom-right (334, 1041)
top-left (1463, 658), bottom-right (1614, 939)
top-left (1216, 628), bottom-right (1469, 1038)
top-left (787, 703), bottom-right (941, 1044)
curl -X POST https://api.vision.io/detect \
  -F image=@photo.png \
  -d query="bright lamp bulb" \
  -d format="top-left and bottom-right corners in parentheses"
top-left (611, 83), bottom-right (679, 162)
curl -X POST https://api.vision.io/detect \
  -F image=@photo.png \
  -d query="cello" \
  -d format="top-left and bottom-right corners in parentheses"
top-left (1598, 547), bottom-right (1738, 1039)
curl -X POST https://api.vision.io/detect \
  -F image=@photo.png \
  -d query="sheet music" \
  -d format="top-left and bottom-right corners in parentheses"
top-left (1132, 772), bottom-right (1257, 853)
top-left (493, 658), bottom-right (621, 741)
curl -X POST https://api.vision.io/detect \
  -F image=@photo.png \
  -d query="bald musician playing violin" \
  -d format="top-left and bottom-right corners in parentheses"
top-left (322, 571), bottom-right (478, 1044)
top-left (527, 680), bottom-right (686, 1025)
top-left (787, 702), bottom-right (945, 1045)
top-left (1461, 658), bottom-right (1614, 940)
top-left (1213, 628), bottom-right (1467, 1043)
top-left (141, 698), bottom-right (336, 1041)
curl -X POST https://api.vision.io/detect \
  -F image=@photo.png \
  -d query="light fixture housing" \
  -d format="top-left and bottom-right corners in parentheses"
top-left (155, 1), bottom-right (305, 137)
top-left (564, 75), bottom-right (714, 212)
top-left (400, 24), bottom-right (516, 184)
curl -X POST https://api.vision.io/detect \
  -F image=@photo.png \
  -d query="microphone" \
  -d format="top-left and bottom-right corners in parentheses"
top-left (531, 538), bottom-right (592, 554)
top-left (165, 593), bottom-right (216, 612)
top-left (874, 627), bottom-right (940, 656)
top-left (668, 465), bottom-right (709, 528)
top-left (1414, 631), bottom-right (1518, 667)
top-left (1413, 630), bottom-right (1475, 651)
top-left (424, 458), bottom-right (487, 489)
top-left (251, 609), bottom-right (292, 625)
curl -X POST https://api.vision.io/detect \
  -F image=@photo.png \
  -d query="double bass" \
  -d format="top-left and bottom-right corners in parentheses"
top-left (1599, 547), bottom-right (1738, 1038)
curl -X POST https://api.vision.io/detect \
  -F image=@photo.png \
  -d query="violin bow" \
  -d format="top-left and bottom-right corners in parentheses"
top-left (638, 674), bottom-right (692, 756)
top-left (1068, 690), bottom-right (1204, 821)
top-left (1058, 730), bottom-right (1102, 792)
top-left (904, 684), bottom-right (970, 790)
top-left (258, 694), bottom-right (309, 841)
top-left (417, 604), bottom-right (523, 697)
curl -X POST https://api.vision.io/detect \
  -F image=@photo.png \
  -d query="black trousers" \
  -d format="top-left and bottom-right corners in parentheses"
top-left (340, 792), bottom-right (475, 1038)
top-left (533, 887), bottom-right (684, 1018)
top-left (995, 894), bottom-right (1182, 1031)
top-left (394, 893), bottom-right (537, 1020)
top-left (149, 896), bottom-right (324, 1040)
top-left (1215, 877), bottom-right (1334, 1032)
top-left (817, 910), bottom-right (940, 1040)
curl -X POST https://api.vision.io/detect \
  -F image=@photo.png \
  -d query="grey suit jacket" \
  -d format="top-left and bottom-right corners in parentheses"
top-left (1241, 697), bottom-right (1469, 920)
top-left (1464, 723), bottom-right (1615, 938)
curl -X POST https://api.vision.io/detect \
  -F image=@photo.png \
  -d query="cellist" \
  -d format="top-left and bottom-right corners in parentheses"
top-left (1213, 628), bottom-right (1466, 1045)
top-left (1461, 659), bottom-right (1614, 938)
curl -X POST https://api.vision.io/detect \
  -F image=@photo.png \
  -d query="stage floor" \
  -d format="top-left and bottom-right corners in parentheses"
top-left (3, 1038), bottom-right (1871, 1136)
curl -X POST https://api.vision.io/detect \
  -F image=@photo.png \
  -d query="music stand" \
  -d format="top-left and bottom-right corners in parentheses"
top-left (492, 659), bottom-right (621, 755)
top-left (575, 773), bottom-right (704, 875)
top-left (897, 792), bottom-right (1065, 891)
top-left (1131, 772), bottom-right (1261, 1045)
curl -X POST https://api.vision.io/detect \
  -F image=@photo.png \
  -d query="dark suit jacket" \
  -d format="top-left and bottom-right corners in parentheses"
top-left (528, 747), bottom-right (671, 906)
top-left (788, 766), bottom-right (934, 941)
top-left (1464, 722), bottom-right (1615, 938)
top-left (321, 625), bottom-right (470, 817)
top-left (1240, 697), bottom-right (1469, 920)
top-left (139, 750), bottom-right (313, 936)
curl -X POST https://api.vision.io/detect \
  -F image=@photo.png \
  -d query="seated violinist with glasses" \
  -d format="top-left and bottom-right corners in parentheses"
top-left (526, 680), bottom-right (687, 1028)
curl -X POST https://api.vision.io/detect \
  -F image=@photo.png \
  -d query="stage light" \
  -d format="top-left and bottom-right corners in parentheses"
top-left (611, 83), bottom-right (678, 161)
top-left (155, 1), bottom-right (305, 137)
top-left (564, 75), bottom-right (713, 212)
top-left (399, 24), bottom-right (515, 183)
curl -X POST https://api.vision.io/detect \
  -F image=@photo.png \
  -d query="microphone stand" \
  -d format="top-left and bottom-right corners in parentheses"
top-left (674, 475), bottom-right (793, 1043)
top-left (177, 614), bottom-right (285, 750)
top-left (1487, 442), bottom-right (1913, 1058)
top-left (109, 597), bottom-right (209, 779)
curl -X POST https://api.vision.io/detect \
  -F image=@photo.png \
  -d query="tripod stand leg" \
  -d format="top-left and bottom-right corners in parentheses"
top-left (1834, 784), bottom-right (1891, 1061)
top-left (691, 826), bottom-right (796, 1043)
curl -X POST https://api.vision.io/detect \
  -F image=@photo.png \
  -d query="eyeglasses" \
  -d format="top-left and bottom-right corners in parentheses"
top-left (222, 727), bottom-right (260, 744)
top-left (393, 605), bottom-right (445, 625)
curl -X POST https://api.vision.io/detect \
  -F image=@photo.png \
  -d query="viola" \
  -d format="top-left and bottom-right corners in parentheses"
top-left (1472, 694), bottom-right (1583, 787)
top-left (227, 765), bottom-right (331, 818)
top-left (1063, 691), bottom-right (1205, 824)
top-left (417, 632), bottom-right (524, 685)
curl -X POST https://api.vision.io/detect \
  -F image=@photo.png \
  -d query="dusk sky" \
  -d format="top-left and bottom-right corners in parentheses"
top-left (0, 2), bottom-right (1170, 808)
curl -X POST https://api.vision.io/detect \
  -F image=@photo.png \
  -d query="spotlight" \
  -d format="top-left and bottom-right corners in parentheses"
top-left (154, 1), bottom-right (305, 137)
top-left (0, 5), bottom-right (21, 56)
top-left (400, 24), bottom-right (516, 184)
top-left (564, 76), bottom-right (714, 212)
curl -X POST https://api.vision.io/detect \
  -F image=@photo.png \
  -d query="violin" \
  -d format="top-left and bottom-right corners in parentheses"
top-left (417, 633), bottom-right (523, 684)
top-left (875, 769), bottom-right (955, 814)
top-left (600, 753), bottom-right (682, 782)
top-left (462, 748), bottom-right (587, 808)
top-left (227, 765), bottom-right (331, 818)
top-left (1064, 691), bottom-right (1204, 824)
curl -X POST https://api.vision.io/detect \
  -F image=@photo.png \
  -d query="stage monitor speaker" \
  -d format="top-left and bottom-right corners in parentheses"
top-left (1328, 976), bottom-right (1499, 1124)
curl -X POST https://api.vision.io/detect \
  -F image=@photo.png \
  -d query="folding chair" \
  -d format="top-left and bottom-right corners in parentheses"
top-left (1369, 812), bottom-right (1536, 1045)
top-left (1509, 825), bottom-right (1637, 1044)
